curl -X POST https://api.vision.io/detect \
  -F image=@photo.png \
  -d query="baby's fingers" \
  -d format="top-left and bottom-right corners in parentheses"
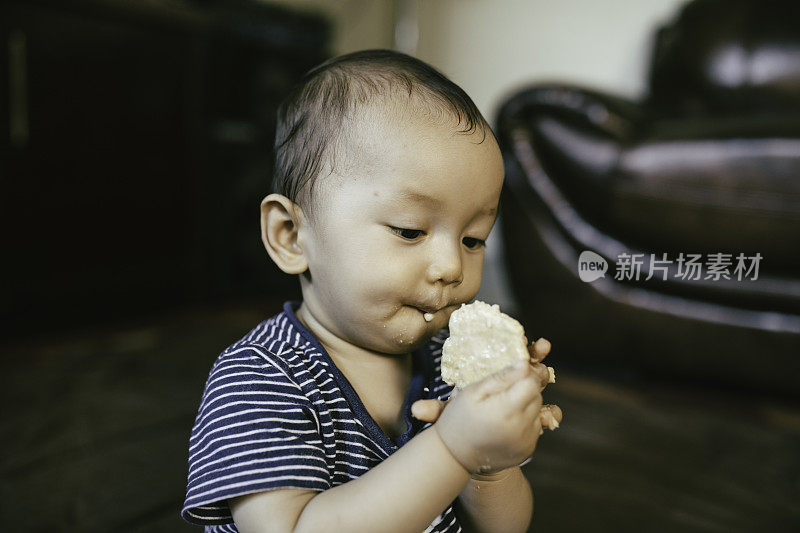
top-left (531, 362), bottom-right (555, 391)
top-left (528, 337), bottom-right (552, 363)
top-left (411, 389), bottom-right (460, 422)
top-left (503, 372), bottom-right (543, 411)
top-left (410, 399), bottom-right (447, 423)
top-left (539, 404), bottom-right (563, 431)
top-left (472, 360), bottom-right (531, 400)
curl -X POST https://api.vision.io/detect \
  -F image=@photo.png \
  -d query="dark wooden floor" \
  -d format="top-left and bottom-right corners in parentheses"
top-left (2, 302), bottom-right (799, 532)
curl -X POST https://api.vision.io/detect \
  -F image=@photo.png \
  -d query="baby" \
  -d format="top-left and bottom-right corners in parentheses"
top-left (182, 49), bottom-right (562, 533)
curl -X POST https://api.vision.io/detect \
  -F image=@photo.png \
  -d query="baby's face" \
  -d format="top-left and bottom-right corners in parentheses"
top-left (297, 113), bottom-right (504, 355)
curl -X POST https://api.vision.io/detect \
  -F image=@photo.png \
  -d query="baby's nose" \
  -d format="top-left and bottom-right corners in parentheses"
top-left (426, 243), bottom-right (463, 285)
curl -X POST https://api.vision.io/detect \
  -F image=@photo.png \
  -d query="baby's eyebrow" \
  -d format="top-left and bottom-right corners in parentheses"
top-left (393, 189), bottom-right (497, 219)
top-left (395, 190), bottom-right (442, 207)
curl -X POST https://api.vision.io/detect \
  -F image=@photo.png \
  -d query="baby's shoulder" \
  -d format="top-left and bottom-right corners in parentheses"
top-left (204, 312), bottom-right (318, 395)
top-left (195, 342), bottom-right (321, 431)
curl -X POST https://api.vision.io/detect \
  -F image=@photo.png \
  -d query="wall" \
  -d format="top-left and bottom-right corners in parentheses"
top-left (262, 0), bottom-right (692, 122)
top-left (414, 0), bottom-right (691, 122)
top-left (264, 0), bottom-right (395, 55)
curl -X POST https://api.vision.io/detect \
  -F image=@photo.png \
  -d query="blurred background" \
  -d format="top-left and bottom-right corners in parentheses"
top-left (2, 0), bottom-right (799, 531)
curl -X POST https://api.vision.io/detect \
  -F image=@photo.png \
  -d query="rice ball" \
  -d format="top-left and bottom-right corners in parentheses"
top-left (441, 301), bottom-right (530, 388)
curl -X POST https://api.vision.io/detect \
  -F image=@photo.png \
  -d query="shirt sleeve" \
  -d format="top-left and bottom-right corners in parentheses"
top-left (182, 344), bottom-right (330, 525)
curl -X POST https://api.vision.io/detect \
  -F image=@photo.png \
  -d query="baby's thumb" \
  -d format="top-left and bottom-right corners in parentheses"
top-left (411, 399), bottom-right (447, 422)
top-left (474, 360), bottom-right (531, 399)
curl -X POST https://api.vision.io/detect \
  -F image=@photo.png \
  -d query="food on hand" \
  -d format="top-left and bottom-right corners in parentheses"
top-left (441, 300), bottom-right (530, 388)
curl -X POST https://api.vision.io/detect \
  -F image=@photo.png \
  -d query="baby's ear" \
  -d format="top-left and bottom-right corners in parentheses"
top-left (260, 194), bottom-right (308, 275)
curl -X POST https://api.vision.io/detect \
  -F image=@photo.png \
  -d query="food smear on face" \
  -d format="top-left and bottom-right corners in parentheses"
top-left (441, 300), bottom-right (529, 388)
top-left (423, 312), bottom-right (434, 322)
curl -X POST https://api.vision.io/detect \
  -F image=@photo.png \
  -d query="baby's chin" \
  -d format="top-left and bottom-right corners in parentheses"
top-left (378, 306), bottom-right (456, 353)
top-left (382, 334), bottom-right (434, 355)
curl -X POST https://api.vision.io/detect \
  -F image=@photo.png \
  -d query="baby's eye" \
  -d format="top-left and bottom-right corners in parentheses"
top-left (390, 227), bottom-right (424, 240)
top-left (462, 237), bottom-right (486, 249)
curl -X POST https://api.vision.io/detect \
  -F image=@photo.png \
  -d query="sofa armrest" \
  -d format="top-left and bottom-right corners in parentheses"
top-left (496, 84), bottom-right (645, 144)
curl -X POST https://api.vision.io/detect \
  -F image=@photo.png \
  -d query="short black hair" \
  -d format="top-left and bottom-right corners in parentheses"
top-left (272, 49), bottom-right (493, 211)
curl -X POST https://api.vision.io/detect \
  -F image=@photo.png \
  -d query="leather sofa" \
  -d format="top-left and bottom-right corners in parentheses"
top-left (496, 0), bottom-right (800, 395)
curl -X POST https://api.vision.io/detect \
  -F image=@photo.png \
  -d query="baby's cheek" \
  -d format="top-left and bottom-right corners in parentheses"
top-left (460, 264), bottom-right (484, 297)
top-left (466, 252), bottom-right (485, 277)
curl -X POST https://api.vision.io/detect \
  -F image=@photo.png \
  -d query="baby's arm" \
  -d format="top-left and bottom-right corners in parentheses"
top-left (232, 360), bottom-right (546, 533)
top-left (454, 467), bottom-right (533, 533)
top-left (231, 424), bottom-right (470, 533)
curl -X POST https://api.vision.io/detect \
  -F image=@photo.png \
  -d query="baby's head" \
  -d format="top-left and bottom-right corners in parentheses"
top-left (261, 50), bottom-right (504, 355)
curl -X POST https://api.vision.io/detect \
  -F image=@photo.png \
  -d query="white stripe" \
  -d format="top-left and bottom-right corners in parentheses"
top-left (312, 396), bottom-right (348, 406)
top-left (333, 459), bottom-right (369, 472)
top-left (343, 424), bottom-right (389, 457)
top-left (317, 386), bottom-right (345, 395)
top-left (205, 368), bottom-right (287, 389)
top-left (254, 318), bottom-right (275, 344)
top-left (193, 407), bottom-right (306, 436)
top-left (333, 449), bottom-right (376, 462)
top-left (190, 437), bottom-right (333, 468)
top-left (195, 397), bottom-right (309, 429)
top-left (187, 474), bottom-right (327, 503)
top-left (424, 512), bottom-right (445, 532)
top-left (201, 380), bottom-right (307, 404)
top-left (189, 419), bottom-right (318, 457)
top-left (191, 452), bottom-right (329, 483)
top-left (190, 463), bottom-right (329, 493)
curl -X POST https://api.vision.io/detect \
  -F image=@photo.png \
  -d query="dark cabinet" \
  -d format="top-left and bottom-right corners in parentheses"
top-left (1, 1), bottom-right (329, 338)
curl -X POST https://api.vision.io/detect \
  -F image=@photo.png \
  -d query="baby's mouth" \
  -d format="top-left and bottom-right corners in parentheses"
top-left (412, 303), bottom-right (458, 322)
top-left (408, 305), bottom-right (438, 321)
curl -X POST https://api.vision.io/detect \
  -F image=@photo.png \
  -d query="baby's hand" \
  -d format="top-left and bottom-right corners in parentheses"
top-left (431, 360), bottom-right (546, 475)
top-left (412, 337), bottom-right (561, 433)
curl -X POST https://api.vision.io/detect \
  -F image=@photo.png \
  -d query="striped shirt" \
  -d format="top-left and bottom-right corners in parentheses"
top-left (182, 301), bottom-right (460, 532)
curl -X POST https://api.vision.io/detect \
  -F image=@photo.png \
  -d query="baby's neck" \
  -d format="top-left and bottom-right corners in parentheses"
top-left (295, 303), bottom-right (410, 369)
top-left (296, 303), bottom-right (413, 425)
